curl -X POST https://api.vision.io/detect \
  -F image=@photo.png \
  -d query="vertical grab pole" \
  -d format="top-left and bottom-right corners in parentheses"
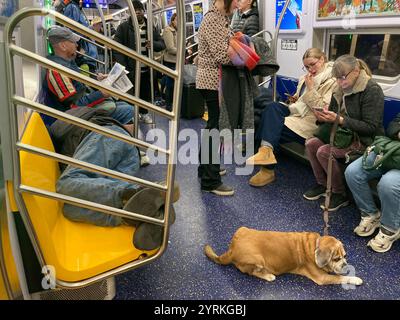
top-left (93, 0), bottom-right (108, 73)
top-left (272, 0), bottom-right (291, 102)
top-left (148, 0), bottom-right (156, 126)
top-left (126, 0), bottom-right (142, 138)
top-left (162, 0), bottom-right (185, 252)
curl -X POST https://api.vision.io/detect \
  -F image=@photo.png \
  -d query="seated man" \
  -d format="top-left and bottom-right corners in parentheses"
top-left (345, 113), bottom-right (400, 253)
top-left (50, 107), bottom-right (178, 250)
top-left (39, 26), bottom-right (134, 126)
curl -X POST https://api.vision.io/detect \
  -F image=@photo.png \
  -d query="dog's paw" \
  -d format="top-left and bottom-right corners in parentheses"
top-left (347, 276), bottom-right (363, 286)
top-left (265, 274), bottom-right (276, 282)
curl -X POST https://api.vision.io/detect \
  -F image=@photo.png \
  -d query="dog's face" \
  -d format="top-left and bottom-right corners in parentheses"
top-left (315, 236), bottom-right (348, 274)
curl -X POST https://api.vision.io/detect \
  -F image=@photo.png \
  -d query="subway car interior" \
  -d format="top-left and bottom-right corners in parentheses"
top-left (0, 0), bottom-right (399, 301)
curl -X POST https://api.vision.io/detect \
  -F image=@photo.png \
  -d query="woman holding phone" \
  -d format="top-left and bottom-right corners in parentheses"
top-left (303, 55), bottom-right (384, 212)
top-left (246, 48), bottom-right (336, 187)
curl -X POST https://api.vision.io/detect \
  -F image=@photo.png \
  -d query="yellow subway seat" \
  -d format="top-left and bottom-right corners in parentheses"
top-left (13, 112), bottom-right (156, 282)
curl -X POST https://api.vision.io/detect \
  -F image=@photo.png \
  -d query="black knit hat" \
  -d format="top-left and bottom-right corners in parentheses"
top-left (131, 0), bottom-right (145, 11)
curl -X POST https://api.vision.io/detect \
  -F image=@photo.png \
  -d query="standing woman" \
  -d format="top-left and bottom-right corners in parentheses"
top-left (304, 55), bottom-right (385, 212)
top-left (231, 0), bottom-right (260, 37)
top-left (196, 0), bottom-right (238, 196)
top-left (162, 13), bottom-right (178, 111)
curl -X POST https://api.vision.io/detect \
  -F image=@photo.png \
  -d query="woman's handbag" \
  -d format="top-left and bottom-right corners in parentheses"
top-left (314, 123), bottom-right (354, 149)
top-left (362, 136), bottom-right (400, 171)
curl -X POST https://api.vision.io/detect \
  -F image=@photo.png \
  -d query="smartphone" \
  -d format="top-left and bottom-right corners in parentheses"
top-left (313, 107), bottom-right (324, 112)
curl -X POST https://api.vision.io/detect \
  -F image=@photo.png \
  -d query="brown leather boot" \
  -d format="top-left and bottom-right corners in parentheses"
top-left (249, 167), bottom-right (275, 187)
top-left (246, 146), bottom-right (277, 165)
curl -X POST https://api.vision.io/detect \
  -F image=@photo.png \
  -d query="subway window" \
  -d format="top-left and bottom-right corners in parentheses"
top-left (329, 32), bottom-right (400, 80)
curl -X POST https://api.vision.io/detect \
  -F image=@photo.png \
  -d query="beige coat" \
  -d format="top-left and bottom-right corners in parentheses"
top-left (163, 25), bottom-right (177, 63)
top-left (195, 5), bottom-right (232, 90)
top-left (285, 61), bottom-right (336, 139)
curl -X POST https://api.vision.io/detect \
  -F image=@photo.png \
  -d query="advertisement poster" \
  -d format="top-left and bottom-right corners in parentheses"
top-left (0, 0), bottom-right (18, 18)
top-left (318, 0), bottom-right (400, 19)
top-left (275, 0), bottom-right (303, 31)
top-left (193, 3), bottom-right (203, 32)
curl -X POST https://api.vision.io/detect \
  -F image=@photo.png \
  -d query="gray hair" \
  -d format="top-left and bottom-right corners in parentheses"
top-left (332, 54), bottom-right (372, 78)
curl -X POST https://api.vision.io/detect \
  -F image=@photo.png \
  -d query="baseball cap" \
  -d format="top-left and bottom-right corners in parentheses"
top-left (47, 26), bottom-right (80, 45)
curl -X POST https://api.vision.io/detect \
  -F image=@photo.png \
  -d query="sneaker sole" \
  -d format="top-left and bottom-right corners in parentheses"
top-left (354, 222), bottom-right (380, 237)
top-left (203, 189), bottom-right (234, 196)
top-left (320, 200), bottom-right (350, 212)
top-left (367, 233), bottom-right (400, 253)
top-left (303, 193), bottom-right (326, 201)
top-left (219, 169), bottom-right (227, 176)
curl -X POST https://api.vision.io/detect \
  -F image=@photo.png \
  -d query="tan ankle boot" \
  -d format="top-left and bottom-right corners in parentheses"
top-left (249, 168), bottom-right (275, 187)
top-left (246, 146), bottom-right (277, 165)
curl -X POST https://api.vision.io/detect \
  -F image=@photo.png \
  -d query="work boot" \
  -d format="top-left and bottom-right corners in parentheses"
top-left (249, 167), bottom-right (275, 187)
top-left (246, 146), bottom-right (277, 165)
top-left (133, 206), bottom-right (176, 250)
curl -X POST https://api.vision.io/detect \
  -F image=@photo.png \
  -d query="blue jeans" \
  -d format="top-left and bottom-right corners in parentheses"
top-left (345, 152), bottom-right (400, 232)
top-left (57, 125), bottom-right (140, 226)
top-left (110, 101), bottom-right (134, 124)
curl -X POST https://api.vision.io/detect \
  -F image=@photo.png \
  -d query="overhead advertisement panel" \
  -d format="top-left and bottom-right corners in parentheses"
top-left (317, 0), bottom-right (400, 19)
top-left (275, 0), bottom-right (303, 33)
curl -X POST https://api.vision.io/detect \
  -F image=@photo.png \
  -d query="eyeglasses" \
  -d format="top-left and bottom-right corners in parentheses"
top-left (302, 59), bottom-right (320, 72)
top-left (336, 69), bottom-right (354, 81)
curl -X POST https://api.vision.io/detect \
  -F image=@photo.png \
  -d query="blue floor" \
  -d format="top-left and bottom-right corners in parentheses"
top-left (115, 116), bottom-right (400, 300)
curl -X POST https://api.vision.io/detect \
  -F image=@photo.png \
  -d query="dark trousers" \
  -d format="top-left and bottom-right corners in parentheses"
top-left (197, 89), bottom-right (221, 190)
top-left (256, 102), bottom-right (305, 169)
top-left (163, 61), bottom-right (176, 111)
top-left (256, 102), bottom-right (305, 149)
top-left (139, 69), bottom-right (151, 114)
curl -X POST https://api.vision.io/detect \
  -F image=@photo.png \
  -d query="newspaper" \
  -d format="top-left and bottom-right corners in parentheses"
top-left (101, 62), bottom-right (133, 93)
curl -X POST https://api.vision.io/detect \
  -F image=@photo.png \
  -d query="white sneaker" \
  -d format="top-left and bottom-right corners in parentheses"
top-left (140, 155), bottom-right (150, 167)
top-left (354, 211), bottom-right (381, 237)
top-left (367, 228), bottom-right (400, 253)
top-left (140, 113), bottom-right (153, 124)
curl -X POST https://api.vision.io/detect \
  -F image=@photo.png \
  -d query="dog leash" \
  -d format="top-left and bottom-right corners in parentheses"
top-left (322, 112), bottom-right (341, 236)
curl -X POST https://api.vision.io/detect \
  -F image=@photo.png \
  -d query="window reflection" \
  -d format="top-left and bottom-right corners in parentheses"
top-left (329, 33), bottom-right (400, 78)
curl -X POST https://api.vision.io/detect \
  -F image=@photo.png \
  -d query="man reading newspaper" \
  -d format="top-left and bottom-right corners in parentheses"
top-left (40, 26), bottom-right (135, 126)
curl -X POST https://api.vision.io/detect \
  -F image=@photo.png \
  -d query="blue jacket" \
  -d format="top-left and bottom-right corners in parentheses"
top-left (40, 55), bottom-right (105, 125)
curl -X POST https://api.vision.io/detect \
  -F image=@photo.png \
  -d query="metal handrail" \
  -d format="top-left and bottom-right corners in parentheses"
top-left (2, 1), bottom-right (186, 289)
top-left (93, 0), bottom-right (108, 72)
top-left (125, 0), bottom-right (142, 137)
top-left (272, 0), bottom-right (291, 102)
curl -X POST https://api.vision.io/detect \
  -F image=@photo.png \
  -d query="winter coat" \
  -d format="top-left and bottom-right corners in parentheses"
top-left (251, 36), bottom-right (279, 77)
top-left (329, 69), bottom-right (385, 146)
top-left (163, 25), bottom-right (177, 63)
top-left (113, 17), bottom-right (165, 83)
top-left (231, 7), bottom-right (260, 37)
top-left (284, 61), bottom-right (336, 139)
top-left (387, 113), bottom-right (400, 140)
top-left (219, 65), bottom-right (259, 131)
top-left (196, 5), bottom-right (232, 91)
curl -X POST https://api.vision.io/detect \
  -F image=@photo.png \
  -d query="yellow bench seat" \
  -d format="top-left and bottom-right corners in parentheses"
top-left (13, 112), bottom-right (156, 282)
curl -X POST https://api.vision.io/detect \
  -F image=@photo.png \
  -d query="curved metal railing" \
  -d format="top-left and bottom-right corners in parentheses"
top-left (1, 1), bottom-right (186, 289)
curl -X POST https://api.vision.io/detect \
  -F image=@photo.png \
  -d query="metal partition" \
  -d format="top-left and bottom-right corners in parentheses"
top-left (1, 1), bottom-right (186, 289)
top-left (272, 0), bottom-right (291, 102)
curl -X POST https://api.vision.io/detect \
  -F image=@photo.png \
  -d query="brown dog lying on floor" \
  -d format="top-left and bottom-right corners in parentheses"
top-left (204, 227), bottom-right (363, 286)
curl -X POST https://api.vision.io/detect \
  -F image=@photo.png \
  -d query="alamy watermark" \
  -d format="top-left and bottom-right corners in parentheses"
top-left (144, 128), bottom-right (255, 176)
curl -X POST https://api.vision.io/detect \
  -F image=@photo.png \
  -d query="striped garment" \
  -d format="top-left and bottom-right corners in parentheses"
top-left (228, 32), bottom-right (260, 71)
top-left (138, 22), bottom-right (149, 71)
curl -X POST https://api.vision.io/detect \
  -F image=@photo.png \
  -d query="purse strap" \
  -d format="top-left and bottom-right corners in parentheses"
top-left (362, 139), bottom-right (400, 170)
top-left (322, 112), bottom-right (341, 235)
